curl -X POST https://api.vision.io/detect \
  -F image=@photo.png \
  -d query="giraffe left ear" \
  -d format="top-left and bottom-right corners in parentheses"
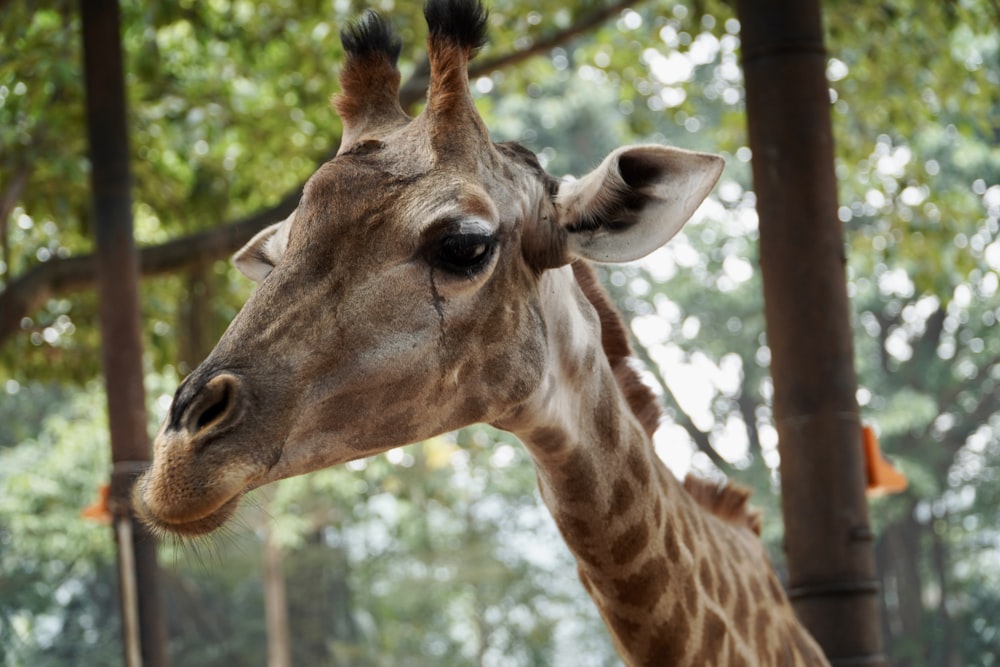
top-left (556, 146), bottom-right (724, 263)
top-left (233, 211), bottom-right (295, 283)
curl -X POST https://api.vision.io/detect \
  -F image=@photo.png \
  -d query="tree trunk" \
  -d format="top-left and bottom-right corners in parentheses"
top-left (874, 533), bottom-right (895, 655)
top-left (79, 1), bottom-right (169, 665)
top-left (880, 513), bottom-right (924, 666)
top-left (264, 521), bottom-right (293, 667)
top-left (930, 517), bottom-right (959, 667)
top-left (736, 0), bottom-right (884, 663)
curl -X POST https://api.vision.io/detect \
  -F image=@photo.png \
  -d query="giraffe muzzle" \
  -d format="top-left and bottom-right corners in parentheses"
top-left (131, 371), bottom-right (271, 536)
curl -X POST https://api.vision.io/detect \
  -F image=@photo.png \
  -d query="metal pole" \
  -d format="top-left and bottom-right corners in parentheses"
top-left (735, 1), bottom-right (885, 664)
top-left (79, 1), bottom-right (169, 665)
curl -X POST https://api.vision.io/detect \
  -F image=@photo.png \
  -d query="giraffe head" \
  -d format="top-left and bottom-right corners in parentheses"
top-left (134, 0), bottom-right (723, 536)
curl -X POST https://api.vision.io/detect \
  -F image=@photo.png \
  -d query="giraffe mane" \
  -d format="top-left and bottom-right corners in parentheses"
top-left (682, 475), bottom-right (763, 536)
top-left (571, 261), bottom-right (763, 536)
top-left (570, 261), bottom-right (661, 436)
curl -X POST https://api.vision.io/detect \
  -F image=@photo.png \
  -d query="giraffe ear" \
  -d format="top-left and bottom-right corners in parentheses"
top-left (233, 212), bottom-right (295, 283)
top-left (556, 145), bottom-right (724, 263)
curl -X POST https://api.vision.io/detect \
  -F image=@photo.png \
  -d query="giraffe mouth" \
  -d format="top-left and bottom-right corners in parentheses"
top-left (131, 468), bottom-right (249, 538)
top-left (132, 489), bottom-right (243, 537)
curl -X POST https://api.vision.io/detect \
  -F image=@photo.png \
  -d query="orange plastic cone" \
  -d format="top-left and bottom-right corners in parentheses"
top-left (862, 426), bottom-right (908, 498)
top-left (81, 483), bottom-right (112, 524)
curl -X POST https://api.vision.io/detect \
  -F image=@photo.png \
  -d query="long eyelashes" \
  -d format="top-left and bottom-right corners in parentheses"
top-left (431, 231), bottom-right (498, 278)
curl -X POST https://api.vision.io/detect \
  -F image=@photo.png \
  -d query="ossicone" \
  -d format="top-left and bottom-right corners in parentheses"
top-left (334, 10), bottom-right (409, 152)
top-left (421, 0), bottom-right (491, 141)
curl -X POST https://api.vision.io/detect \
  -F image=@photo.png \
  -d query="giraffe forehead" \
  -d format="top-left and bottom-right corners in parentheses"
top-left (298, 144), bottom-right (550, 243)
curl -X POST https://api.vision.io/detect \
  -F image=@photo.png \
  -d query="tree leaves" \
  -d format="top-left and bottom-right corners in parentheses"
top-left (2, 0), bottom-right (1000, 663)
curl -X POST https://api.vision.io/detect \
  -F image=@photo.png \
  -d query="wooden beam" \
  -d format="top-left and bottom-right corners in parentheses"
top-left (79, 1), bottom-right (169, 665)
top-left (735, 1), bottom-right (885, 664)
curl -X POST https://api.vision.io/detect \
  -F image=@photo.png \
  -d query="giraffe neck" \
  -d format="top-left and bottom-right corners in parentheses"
top-left (498, 266), bottom-right (828, 666)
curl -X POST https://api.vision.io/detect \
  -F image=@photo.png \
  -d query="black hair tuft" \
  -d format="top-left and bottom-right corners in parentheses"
top-left (423, 0), bottom-right (489, 50)
top-left (340, 10), bottom-right (403, 63)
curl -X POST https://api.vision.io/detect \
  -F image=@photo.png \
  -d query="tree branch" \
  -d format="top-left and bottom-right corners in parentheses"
top-left (477, 0), bottom-right (639, 74)
top-left (401, 0), bottom-right (640, 104)
top-left (737, 378), bottom-right (762, 457)
top-left (920, 352), bottom-right (1000, 451)
top-left (669, 399), bottom-right (733, 473)
top-left (902, 304), bottom-right (947, 387)
top-left (874, 305), bottom-right (905, 375)
top-left (629, 338), bottom-right (734, 474)
top-left (0, 1), bottom-right (640, 347)
top-left (0, 189), bottom-right (300, 344)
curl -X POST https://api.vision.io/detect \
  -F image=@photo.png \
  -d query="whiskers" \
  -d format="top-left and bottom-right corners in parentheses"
top-left (145, 499), bottom-right (264, 573)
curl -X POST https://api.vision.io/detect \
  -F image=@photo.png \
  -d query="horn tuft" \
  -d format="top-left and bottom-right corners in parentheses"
top-left (340, 10), bottom-right (402, 62)
top-left (423, 0), bottom-right (488, 53)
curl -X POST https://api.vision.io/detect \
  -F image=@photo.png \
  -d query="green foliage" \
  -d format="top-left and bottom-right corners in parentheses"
top-left (0, 383), bottom-right (120, 666)
top-left (2, 0), bottom-right (1000, 665)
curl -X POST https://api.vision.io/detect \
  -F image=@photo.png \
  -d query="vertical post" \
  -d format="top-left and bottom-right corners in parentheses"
top-left (264, 525), bottom-right (292, 667)
top-left (79, 2), bottom-right (169, 666)
top-left (735, 1), bottom-right (885, 665)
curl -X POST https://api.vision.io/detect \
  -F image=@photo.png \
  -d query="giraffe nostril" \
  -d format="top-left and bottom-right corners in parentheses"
top-left (183, 373), bottom-right (243, 435)
top-left (195, 384), bottom-right (231, 431)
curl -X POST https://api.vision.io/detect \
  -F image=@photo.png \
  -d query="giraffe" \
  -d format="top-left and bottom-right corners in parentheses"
top-left (133, 1), bottom-right (830, 664)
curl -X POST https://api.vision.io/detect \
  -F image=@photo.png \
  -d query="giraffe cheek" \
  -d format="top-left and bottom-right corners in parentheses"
top-left (278, 372), bottom-right (436, 464)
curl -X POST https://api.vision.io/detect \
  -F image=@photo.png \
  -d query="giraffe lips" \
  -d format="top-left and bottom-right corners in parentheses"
top-left (132, 490), bottom-right (243, 537)
top-left (132, 464), bottom-right (252, 537)
top-left (133, 424), bottom-right (276, 537)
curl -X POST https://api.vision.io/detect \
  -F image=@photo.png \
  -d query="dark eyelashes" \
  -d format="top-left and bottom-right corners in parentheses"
top-left (429, 231), bottom-right (498, 278)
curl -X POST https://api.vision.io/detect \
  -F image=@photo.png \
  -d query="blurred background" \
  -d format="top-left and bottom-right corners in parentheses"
top-left (1, 0), bottom-right (998, 665)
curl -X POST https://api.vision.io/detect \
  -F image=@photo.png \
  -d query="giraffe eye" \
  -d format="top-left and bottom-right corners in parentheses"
top-left (433, 232), bottom-right (497, 278)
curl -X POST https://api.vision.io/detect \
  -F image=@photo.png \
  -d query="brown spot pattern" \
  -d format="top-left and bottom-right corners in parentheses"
top-left (558, 450), bottom-right (597, 505)
top-left (626, 446), bottom-right (650, 487)
top-left (645, 607), bottom-right (690, 665)
top-left (700, 608), bottom-right (727, 663)
top-left (608, 478), bottom-right (635, 518)
top-left (748, 574), bottom-right (764, 602)
top-left (613, 556), bottom-right (668, 609)
top-left (716, 569), bottom-right (733, 607)
top-left (754, 609), bottom-right (770, 647)
top-left (611, 521), bottom-right (650, 566)
top-left (731, 654), bottom-right (751, 667)
top-left (455, 393), bottom-right (487, 423)
top-left (663, 526), bottom-right (681, 562)
top-left (681, 580), bottom-right (697, 617)
top-left (594, 374), bottom-right (620, 452)
top-left (607, 612), bottom-right (641, 646)
top-left (556, 514), bottom-right (593, 547)
top-left (528, 426), bottom-right (568, 455)
top-left (733, 579), bottom-right (750, 637)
